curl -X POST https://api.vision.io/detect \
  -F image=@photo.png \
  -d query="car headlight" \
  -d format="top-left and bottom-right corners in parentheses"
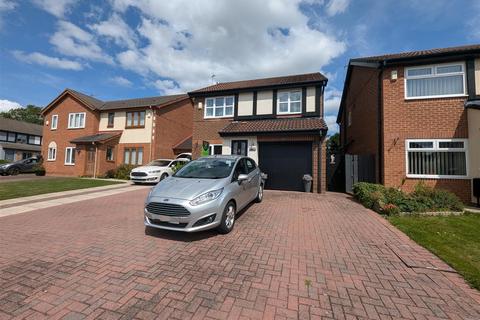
top-left (189, 188), bottom-right (223, 206)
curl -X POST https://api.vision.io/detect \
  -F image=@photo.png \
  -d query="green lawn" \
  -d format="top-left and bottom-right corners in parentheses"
top-left (389, 214), bottom-right (480, 290)
top-left (0, 178), bottom-right (124, 201)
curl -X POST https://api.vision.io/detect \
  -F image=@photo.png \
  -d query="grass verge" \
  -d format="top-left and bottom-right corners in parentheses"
top-left (0, 178), bottom-right (124, 201)
top-left (389, 214), bottom-right (480, 290)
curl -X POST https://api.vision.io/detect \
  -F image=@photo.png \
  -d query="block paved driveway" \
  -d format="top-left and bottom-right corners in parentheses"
top-left (0, 190), bottom-right (479, 320)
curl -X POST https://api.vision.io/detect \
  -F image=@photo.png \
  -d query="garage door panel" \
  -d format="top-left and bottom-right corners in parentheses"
top-left (258, 142), bottom-right (312, 191)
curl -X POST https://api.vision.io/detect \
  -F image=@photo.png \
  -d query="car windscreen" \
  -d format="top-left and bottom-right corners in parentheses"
top-left (173, 158), bottom-right (236, 179)
top-left (147, 160), bottom-right (171, 167)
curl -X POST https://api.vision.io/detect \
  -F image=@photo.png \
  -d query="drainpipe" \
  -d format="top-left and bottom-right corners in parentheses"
top-left (149, 105), bottom-right (154, 162)
top-left (377, 62), bottom-right (385, 184)
top-left (93, 142), bottom-right (98, 179)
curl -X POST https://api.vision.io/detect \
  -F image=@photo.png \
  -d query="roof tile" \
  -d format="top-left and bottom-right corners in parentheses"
top-left (190, 73), bottom-right (327, 94)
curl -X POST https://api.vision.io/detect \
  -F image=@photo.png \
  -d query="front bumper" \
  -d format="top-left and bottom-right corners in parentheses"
top-left (144, 196), bottom-right (224, 232)
top-left (130, 174), bottom-right (160, 183)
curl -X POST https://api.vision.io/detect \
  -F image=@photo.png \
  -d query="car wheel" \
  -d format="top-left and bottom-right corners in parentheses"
top-left (217, 201), bottom-right (236, 234)
top-left (8, 168), bottom-right (19, 176)
top-left (160, 173), bottom-right (168, 181)
top-left (255, 184), bottom-right (264, 203)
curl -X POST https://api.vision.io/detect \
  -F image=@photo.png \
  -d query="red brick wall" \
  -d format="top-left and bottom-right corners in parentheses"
top-left (342, 66), bottom-right (380, 182)
top-left (381, 66), bottom-right (470, 202)
top-left (154, 98), bottom-right (193, 159)
top-left (41, 95), bottom-right (100, 176)
top-left (192, 97), bottom-right (232, 159)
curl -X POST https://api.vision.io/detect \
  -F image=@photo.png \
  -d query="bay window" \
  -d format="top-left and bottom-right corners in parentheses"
top-left (405, 63), bottom-right (466, 99)
top-left (277, 90), bottom-right (302, 114)
top-left (406, 139), bottom-right (467, 178)
top-left (204, 96), bottom-right (234, 118)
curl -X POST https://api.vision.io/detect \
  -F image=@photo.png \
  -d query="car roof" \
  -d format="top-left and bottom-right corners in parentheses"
top-left (151, 159), bottom-right (173, 162)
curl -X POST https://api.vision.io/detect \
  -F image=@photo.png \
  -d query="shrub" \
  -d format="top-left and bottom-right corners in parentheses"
top-left (382, 203), bottom-right (400, 216)
top-left (34, 165), bottom-right (46, 176)
top-left (102, 168), bottom-right (117, 179)
top-left (0, 159), bottom-right (10, 164)
top-left (352, 182), bottom-right (386, 209)
top-left (352, 182), bottom-right (464, 214)
top-left (113, 164), bottom-right (135, 180)
top-left (171, 161), bottom-right (187, 173)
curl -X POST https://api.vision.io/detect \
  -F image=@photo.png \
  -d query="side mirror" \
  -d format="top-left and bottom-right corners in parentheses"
top-left (237, 174), bottom-right (248, 184)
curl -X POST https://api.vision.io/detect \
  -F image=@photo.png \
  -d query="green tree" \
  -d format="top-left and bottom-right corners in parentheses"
top-left (326, 132), bottom-right (340, 152)
top-left (0, 105), bottom-right (43, 125)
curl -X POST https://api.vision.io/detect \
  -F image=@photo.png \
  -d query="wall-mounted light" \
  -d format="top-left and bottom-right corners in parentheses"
top-left (391, 70), bottom-right (398, 81)
top-left (197, 101), bottom-right (203, 110)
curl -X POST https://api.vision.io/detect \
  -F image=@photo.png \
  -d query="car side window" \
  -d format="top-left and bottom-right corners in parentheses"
top-left (232, 159), bottom-right (247, 181)
top-left (245, 158), bottom-right (256, 173)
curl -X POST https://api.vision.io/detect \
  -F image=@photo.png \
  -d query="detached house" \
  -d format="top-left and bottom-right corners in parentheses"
top-left (189, 73), bottom-right (328, 192)
top-left (337, 44), bottom-right (480, 203)
top-left (41, 89), bottom-right (192, 177)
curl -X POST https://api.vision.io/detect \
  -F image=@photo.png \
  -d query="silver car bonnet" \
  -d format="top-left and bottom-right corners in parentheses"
top-left (150, 176), bottom-right (228, 200)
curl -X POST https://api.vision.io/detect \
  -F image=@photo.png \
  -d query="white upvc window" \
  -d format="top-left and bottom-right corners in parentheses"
top-left (51, 115), bottom-right (58, 130)
top-left (405, 62), bottom-right (466, 99)
top-left (277, 90), bottom-right (302, 114)
top-left (47, 141), bottom-right (57, 161)
top-left (405, 139), bottom-right (468, 179)
top-left (204, 96), bottom-right (234, 118)
top-left (209, 144), bottom-right (223, 155)
top-left (65, 147), bottom-right (76, 165)
top-left (68, 112), bottom-right (86, 129)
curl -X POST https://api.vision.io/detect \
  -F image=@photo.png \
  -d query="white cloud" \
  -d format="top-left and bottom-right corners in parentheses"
top-left (324, 115), bottom-right (339, 134)
top-left (0, 99), bottom-right (22, 112)
top-left (50, 20), bottom-right (114, 64)
top-left (89, 13), bottom-right (137, 49)
top-left (0, 0), bottom-right (16, 30)
top-left (13, 50), bottom-right (83, 70)
top-left (0, 0), bottom-right (15, 11)
top-left (31, 0), bottom-right (76, 17)
top-left (153, 79), bottom-right (181, 95)
top-left (109, 76), bottom-right (132, 87)
top-left (324, 88), bottom-right (342, 115)
top-left (325, 0), bottom-right (350, 16)
top-left (110, 0), bottom-right (346, 91)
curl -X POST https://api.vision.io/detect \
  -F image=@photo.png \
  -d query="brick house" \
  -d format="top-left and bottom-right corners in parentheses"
top-left (0, 118), bottom-right (42, 161)
top-left (41, 89), bottom-right (193, 177)
top-left (188, 73), bottom-right (328, 192)
top-left (337, 44), bottom-right (480, 203)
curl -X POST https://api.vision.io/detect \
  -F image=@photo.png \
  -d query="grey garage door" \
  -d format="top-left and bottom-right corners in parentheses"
top-left (258, 142), bottom-right (312, 191)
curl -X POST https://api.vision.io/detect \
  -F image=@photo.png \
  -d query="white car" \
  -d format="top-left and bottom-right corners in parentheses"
top-left (130, 158), bottom-right (190, 184)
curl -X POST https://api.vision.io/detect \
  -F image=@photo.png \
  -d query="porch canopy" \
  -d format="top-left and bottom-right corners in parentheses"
top-left (70, 132), bottom-right (122, 144)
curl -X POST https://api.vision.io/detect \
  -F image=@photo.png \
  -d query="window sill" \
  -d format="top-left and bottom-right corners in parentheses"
top-left (47, 159), bottom-right (56, 161)
top-left (106, 160), bottom-right (115, 163)
top-left (404, 94), bottom-right (468, 101)
top-left (406, 175), bottom-right (468, 180)
top-left (67, 127), bottom-right (86, 130)
top-left (203, 116), bottom-right (234, 120)
top-left (64, 163), bottom-right (75, 166)
top-left (125, 126), bottom-right (145, 129)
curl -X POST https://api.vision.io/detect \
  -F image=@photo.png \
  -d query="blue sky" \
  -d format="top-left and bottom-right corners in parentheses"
top-left (0, 0), bottom-right (479, 133)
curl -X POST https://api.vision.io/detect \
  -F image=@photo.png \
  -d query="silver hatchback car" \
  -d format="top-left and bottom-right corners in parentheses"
top-left (144, 155), bottom-right (264, 233)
